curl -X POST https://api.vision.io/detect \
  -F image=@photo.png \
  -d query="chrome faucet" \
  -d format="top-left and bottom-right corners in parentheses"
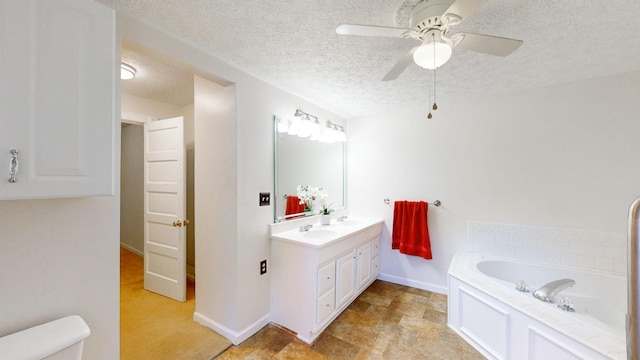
top-left (337, 215), bottom-right (348, 222)
top-left (299, 224), bottom-right (313, 232)
top-left (533, 279), bottom-right (575, 303)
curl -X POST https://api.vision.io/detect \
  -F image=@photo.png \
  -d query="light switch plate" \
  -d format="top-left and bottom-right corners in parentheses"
top-left (259, 192), bottom-right (270, 206)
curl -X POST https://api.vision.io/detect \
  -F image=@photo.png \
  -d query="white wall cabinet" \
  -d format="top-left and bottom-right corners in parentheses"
top-left (0, 0), bottom-right (115, 200)
top-left (270, 218), bottom-right (382, 344)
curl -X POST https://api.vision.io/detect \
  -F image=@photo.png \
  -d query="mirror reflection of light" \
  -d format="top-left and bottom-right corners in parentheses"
top-left (297, 117), bottom-right (312, 138)
top-left (276, 117), bottom-right (289, 133)
top-left (287, 116), bottom-right (301, 136)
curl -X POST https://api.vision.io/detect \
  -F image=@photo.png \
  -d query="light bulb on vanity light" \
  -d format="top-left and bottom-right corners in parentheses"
top-left (335, 126), bottom-right (347, 142)
top-left (275, 116), bottom-right (289, 133)
top-left (287, 116), bottom-right (301, 136)
top-left (320, 122), bottom-right (336, 143)
top-left (309, 118), bottom-right (322, 141)
top-left (297, 115), bottom-right (312, 138)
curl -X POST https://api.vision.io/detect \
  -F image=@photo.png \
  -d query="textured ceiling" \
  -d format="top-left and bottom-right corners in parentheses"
top-left (121, 48), bottom-right (194, 107)
top-left (107, 0), bottom-right (640, 118)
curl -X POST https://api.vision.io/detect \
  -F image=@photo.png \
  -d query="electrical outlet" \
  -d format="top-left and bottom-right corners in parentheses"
top-left (260, 260), bottom-right (267, 275)
top-left (259, 192), bottom-right (270, 206)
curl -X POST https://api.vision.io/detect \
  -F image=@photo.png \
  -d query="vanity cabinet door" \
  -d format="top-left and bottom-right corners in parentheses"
top-left (335, 250), bottom-right (356, 309)
top-left (371, 238), bottom-right (380, 258)
top-left (371, 238), bottom-right (380, 277)
top-left (356, 242), bottom-right (372, 291)
top-left (0, 0), bottom-right (115, 200)
top-left (372, 255), bottom-right (380, 277)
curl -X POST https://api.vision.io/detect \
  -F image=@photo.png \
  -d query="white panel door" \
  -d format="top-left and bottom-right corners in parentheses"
top-left (0, 0), bottom-right (115, 200)
top-left (143, 117), bottom-right (186, 302)
top-left (356, 242), bottom-right (372, 291)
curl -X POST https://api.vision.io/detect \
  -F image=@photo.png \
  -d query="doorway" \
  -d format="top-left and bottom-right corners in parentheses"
top-left (119, 47), bottom-right (216, 357)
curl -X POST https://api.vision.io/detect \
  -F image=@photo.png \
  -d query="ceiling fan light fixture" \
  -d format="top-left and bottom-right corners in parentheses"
top-left (413, 41), bottom-right (452, 70)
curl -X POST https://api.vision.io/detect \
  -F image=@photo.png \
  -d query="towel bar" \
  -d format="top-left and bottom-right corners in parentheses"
top-left (384, 198), bottom-right (441, 207)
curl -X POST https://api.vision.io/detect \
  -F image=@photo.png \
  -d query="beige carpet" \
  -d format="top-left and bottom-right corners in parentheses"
top-left (120, 248), bottom-right (232, 360)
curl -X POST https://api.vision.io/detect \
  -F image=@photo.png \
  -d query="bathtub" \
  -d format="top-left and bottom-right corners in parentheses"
top-left (447, 254), bottom-right (627, 360)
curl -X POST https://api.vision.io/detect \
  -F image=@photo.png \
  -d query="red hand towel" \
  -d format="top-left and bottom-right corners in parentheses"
top-left (392, 201), bottom-right (432, 259)
top-left (285, 196), bottom-right (306, 215)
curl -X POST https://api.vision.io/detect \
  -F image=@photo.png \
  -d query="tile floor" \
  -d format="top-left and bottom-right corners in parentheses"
top-left (216, 280), bottom-right (485, 359)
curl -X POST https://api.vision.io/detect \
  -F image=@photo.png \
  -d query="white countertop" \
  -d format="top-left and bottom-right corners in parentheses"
top-left (269, 217), bottom-right (383, 249)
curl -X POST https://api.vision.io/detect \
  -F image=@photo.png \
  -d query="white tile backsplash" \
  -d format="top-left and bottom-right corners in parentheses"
top-left (469, 222), bottom-right (626, 274)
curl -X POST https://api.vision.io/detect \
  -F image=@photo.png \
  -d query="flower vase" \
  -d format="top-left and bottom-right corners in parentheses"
top-left (320, 214), bottom-right (331, 225)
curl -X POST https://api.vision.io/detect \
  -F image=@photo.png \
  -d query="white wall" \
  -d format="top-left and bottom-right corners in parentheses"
top-left (347, 71), bottom-right (640, 293)
top-left (0, 198), bottom-right (119, 359)
top-left (121, 93), bottom-right (182, 120)
top-left (120, 124), bottom-right (144, 254)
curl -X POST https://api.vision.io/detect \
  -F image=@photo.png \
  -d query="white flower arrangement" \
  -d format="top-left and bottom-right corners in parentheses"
top-left (296, 185), bottom-right (328, 212)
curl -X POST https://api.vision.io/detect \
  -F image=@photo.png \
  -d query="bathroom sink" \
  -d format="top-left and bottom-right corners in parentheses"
top-left (303, 229), bottom-right (339, 239)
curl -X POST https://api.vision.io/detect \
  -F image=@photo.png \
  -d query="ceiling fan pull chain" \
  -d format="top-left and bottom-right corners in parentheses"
top-left (427, 63), bottom-right (433, 119)
top-left (432, 33), bottom-right (438, 112)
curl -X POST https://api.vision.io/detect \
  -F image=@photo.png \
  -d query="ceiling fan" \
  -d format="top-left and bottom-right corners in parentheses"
top-left (336, 0), bottom-right (523, 81)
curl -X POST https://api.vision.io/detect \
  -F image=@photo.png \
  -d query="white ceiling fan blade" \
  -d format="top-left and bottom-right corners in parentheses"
top-left (454, 32), bottom-right (523, 56)
top-left (336, 24), bottom-right (414, 38)
top-left (444, 0), bottom-right (489, 22)
top-left (382, 47), bottom-right (419, 81)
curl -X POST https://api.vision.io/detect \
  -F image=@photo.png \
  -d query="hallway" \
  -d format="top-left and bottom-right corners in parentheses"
top-left (120, 248), bottom-right (231, 359)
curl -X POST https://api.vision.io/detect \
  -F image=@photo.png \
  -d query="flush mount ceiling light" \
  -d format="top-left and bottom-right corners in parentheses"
top-left (120, 62), bottom-right (136, 80)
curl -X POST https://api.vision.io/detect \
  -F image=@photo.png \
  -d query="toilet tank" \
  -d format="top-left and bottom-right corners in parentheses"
top-left (0, 315), bottom-right (90, 360)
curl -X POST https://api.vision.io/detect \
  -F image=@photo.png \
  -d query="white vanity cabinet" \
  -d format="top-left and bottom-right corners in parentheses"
top-left (0, 0), bottom-right (115, 200)
top-left (270, 218), bottom-right (383, 344)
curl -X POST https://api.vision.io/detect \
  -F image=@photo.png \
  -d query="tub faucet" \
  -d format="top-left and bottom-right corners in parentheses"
top-left (532, 279), bottom-right (575, 303)
top-left (299, 224), bottom-right (313, 232)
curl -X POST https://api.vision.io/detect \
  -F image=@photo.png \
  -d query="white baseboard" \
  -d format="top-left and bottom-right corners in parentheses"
top-left (193, 312), bottom-right (270, 345)
top-left (120, 243), bottom-right (143, 257)
top-left (377, 273), bottom-right (447, 295)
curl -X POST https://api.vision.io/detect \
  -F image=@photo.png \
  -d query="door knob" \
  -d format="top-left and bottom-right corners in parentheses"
top-left (172, 220), bottom-right (182, 227)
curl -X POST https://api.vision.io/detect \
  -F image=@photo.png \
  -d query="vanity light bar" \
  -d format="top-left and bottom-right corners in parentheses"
top-left (285, 110), bottom-right (346, 143)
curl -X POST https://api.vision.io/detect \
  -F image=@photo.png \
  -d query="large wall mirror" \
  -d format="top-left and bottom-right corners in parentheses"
top-left (273, 115), bottom-right (345, 222)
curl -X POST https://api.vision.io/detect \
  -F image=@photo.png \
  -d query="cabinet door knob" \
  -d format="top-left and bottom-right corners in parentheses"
top-left (8, 149), bottom-right (18, 183)
top-left (327, 277), bottom-right (331, 280)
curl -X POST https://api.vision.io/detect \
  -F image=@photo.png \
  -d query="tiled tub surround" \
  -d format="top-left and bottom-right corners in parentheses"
top-left (468, 222), bottom-right (627, 274)
top-left (448, 254), bottom-right (626, 360)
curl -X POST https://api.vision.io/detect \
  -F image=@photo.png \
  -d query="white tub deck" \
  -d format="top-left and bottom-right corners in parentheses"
top-left (447, 254), bottom-right (626, 360)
